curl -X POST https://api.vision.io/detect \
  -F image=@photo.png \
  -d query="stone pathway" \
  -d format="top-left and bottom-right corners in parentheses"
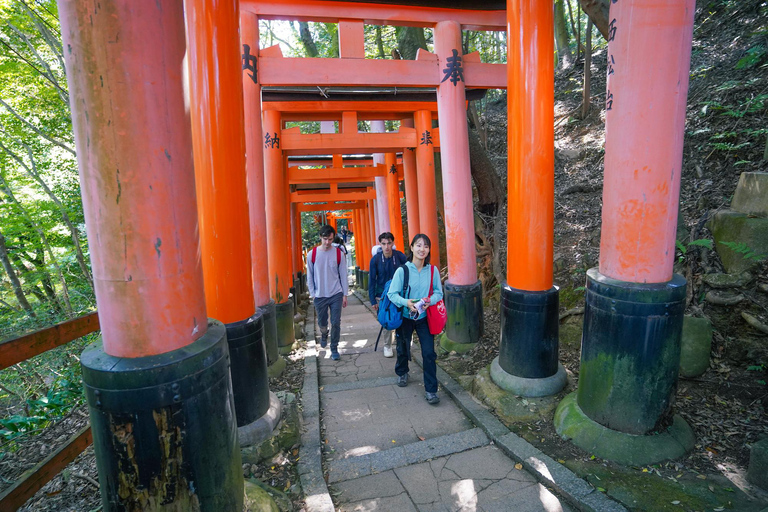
top-left (303, 292), bottom-right (586, 512)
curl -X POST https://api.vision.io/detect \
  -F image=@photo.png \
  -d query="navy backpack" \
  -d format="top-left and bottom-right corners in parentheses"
top-left (377, 265), bottom-right (410, 330)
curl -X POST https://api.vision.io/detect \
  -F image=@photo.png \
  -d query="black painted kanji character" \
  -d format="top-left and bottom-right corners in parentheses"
top-left (607, 54), bottom-right (616, 76)
top-left (441, 49), bottom-right (464, 86)
top-left (389, 164), bottom-right (397, 174)
top-left (606, 90), bottom-right (614, 111)
top-left (420, 130), bottom-right (433, 146)
top-left (242, 44), bottom-right (257, 84)
top-left (608, 19), bottom-right (617, 42)
top-left (264, 132), bottom-right (280, 149)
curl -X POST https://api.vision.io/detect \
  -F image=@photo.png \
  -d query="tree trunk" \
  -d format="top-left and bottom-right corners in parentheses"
top-left (0, 233), bottom-right (35, 317)
top-left (397, 26), bottom-right (427, 60)
top-left (0, 173), bottom-right (72, 313)
top-left (375, 26), bottom-right (386, 59)
top-left (554, 0), bottom-right (573, 69)
top-left (298, 22), bottom-right (319, 57)
top-left (582, 20), bottom-right (593, 118)
top-left (566, 0), bottom-right (579, 62)
top-left (0, 138), bottom-right (93, 289)
top-left (468, 101), bottom-right (487, 150)
top-left (468, 122), bottom-right (503, 217)
top-left (578, 0), bottom-right (611, 41)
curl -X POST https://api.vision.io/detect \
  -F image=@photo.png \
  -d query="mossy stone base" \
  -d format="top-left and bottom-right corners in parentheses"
top-left (241, 392), bottom-right (300, 465)
top-left (437, 332), bottom-right (476, 354)
top-left (555, 392), bottom-right (695, 466)
top-left (491, 357), bottom-right (567, 398)
top-left (748, 437), bottom-right (768, 489)
top-left (278, 342), bottom-right (299, 355)
top-left (680, 316), bottom-right (712, 378)
top-left (238, 392), bottom-right (282, 448)
top-left (471, 365), bottom-right (561, 423)
top-left (707, 209), bottom-right (768, 274)
top-left (244, 480), bottom-right (279, 512)
top-left (267, 357), bottom-right (287, 379)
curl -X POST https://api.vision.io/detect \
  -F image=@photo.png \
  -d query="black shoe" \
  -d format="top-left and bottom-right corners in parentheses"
top-left (320, 338), bottom-right (327, 348)
top-left (397, 373), bottom-right (409, 387)
top-left (425, 392), bottom-right (440, 405)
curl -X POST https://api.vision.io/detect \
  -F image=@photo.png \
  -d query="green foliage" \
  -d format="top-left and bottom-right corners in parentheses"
top-left (676, 239), bottom-right (714, 263)
top-left (718, 241), bottom-right (767, 261)
top-left (735, 45), bottom-right (766, 69)
top-left (0, 1), bottom-right (94, 331)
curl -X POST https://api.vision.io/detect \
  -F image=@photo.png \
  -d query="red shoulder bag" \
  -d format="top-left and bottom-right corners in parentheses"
top-left (426, 265), bottom-right (447, 335)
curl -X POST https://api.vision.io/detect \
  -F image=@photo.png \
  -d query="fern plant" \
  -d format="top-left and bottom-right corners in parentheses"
top-left (719, 241), bottom-right (767, 261)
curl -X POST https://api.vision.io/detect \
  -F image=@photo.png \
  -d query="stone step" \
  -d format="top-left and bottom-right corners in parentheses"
top-left (326, 427), bottom-right (489, 484)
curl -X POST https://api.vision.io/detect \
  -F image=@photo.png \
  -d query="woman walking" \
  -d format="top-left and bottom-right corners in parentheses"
top-left (386, 234), bottom-right (443, 404)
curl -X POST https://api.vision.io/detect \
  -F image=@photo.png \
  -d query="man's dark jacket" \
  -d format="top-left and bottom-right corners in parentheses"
top-left (368, 249), bottom-right (407, 304)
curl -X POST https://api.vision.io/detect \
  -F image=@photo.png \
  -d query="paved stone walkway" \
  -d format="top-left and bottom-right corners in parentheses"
top-left (308, 292), bottom-right (578, 512)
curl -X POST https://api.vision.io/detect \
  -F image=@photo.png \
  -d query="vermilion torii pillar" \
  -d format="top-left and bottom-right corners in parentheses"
top-left (555, 0), bottom-right (696, 465)
top-left (59, 1), bottom-right (242, 508)
top-left (414, 110), bottom-right (440, 269)
top-left (242, 11), bottom-right (285, 378)
top-left (401, 119), bottom-right (420, 242)
top-left (263, 110), bottom-right (296, 353)
top-left (371, 121), bottom-right (391, 239)
top-left (385, 152), bottom-right (405, 252)
top-left (186, 0), bottom-right (279, 446)
top-left (491, 0), bottom-right (566, 398)
top-left (434, 21), bottom-right (483, 350)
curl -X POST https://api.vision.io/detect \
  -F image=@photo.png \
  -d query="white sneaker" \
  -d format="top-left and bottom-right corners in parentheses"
top-left (383, 346), bottom-right (394, 358)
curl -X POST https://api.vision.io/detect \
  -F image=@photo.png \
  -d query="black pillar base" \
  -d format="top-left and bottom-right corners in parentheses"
top-left (440, 280), bottom-right (483, 351)
top-left (275, 298), bottom-right (295, 354)
top-left (355, 267), bottom-right (361, 289)
top-left (226, 313), bottom-right (269, 427)
top-left (296, 271), bottom-right (305, 296)
top-left (300, 273), bottom-right (307, 296)
top-left (361, 270), bottom-right (369, 292)
top-left (289, 286), bottom-right (297, 311)
top-left (577, 268), bottom-right (686, 435)
top-left (259, 300), bottom-right (279, 366)
top-left (492, 284), bottom-right (566, 397)
top-left (81, 320), bottom-right (243, 511)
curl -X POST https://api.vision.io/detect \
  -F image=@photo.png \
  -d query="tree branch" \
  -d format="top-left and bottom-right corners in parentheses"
top-left (0, 98), bottom-right (75, 156)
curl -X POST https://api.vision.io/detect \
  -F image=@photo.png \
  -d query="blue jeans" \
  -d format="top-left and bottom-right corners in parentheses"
top-left (315, 293), bottom-right (343, 351)
top-left (396, 318), bottom-right (437, 393)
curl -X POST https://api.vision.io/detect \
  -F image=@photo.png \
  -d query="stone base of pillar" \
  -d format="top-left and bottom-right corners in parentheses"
top-left (492, 284), bottom-right (565, 396)
top-left (361, 270), bottom-right (369, 291)
top-left (300, 273), bottom-right (307, 296)
top-left (491, 357), bottom-right (567, 398)
top-left (226, 313), bottom-right (270, 427)
top-left (260, 300), bottom-right (279, 366)
top-left (290, 286), bottom-right (298, 311)
top-left (577, 268), bottom-right (687, 434)
top-left (81, 320), bottom-right (244, 510)
top-left (555, 393), bottom-right (694, 465)
top-left (296, 272), bottom-right (305, 296)
top-left (275, 299), bottom-right (296, 355)
top-left (237, 391), bottom-right (283, 448)
top-left (355, 267), bottom-right (361, 289)
top-left (267, 356), bottom-right (287, 378)
top-left (439, 280), bottom-right (483, 352)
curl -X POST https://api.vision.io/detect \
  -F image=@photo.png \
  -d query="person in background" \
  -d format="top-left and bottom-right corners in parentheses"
top-left (307, 225), bottom-right (348, 361)
top-left (386, 234), bottom-right (443, 404)
top-left (369, 232), bottom-right (407, 358)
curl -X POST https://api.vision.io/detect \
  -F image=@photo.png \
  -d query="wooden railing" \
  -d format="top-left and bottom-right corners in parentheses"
top-left (0, 312), bottom-right (99, 511)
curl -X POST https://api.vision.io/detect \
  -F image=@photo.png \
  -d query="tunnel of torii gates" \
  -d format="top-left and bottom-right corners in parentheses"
top-left (57, 0), bottom-right (696, 508)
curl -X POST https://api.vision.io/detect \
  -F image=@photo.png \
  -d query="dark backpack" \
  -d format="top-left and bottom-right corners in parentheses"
top-left (377, 266), bottom-right (410, 330)
top-left (311, 246), bottom-right (342, 265)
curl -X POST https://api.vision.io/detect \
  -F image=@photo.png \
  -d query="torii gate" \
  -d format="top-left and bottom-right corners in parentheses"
top-left (57, 0), bottom-right (695, 508)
